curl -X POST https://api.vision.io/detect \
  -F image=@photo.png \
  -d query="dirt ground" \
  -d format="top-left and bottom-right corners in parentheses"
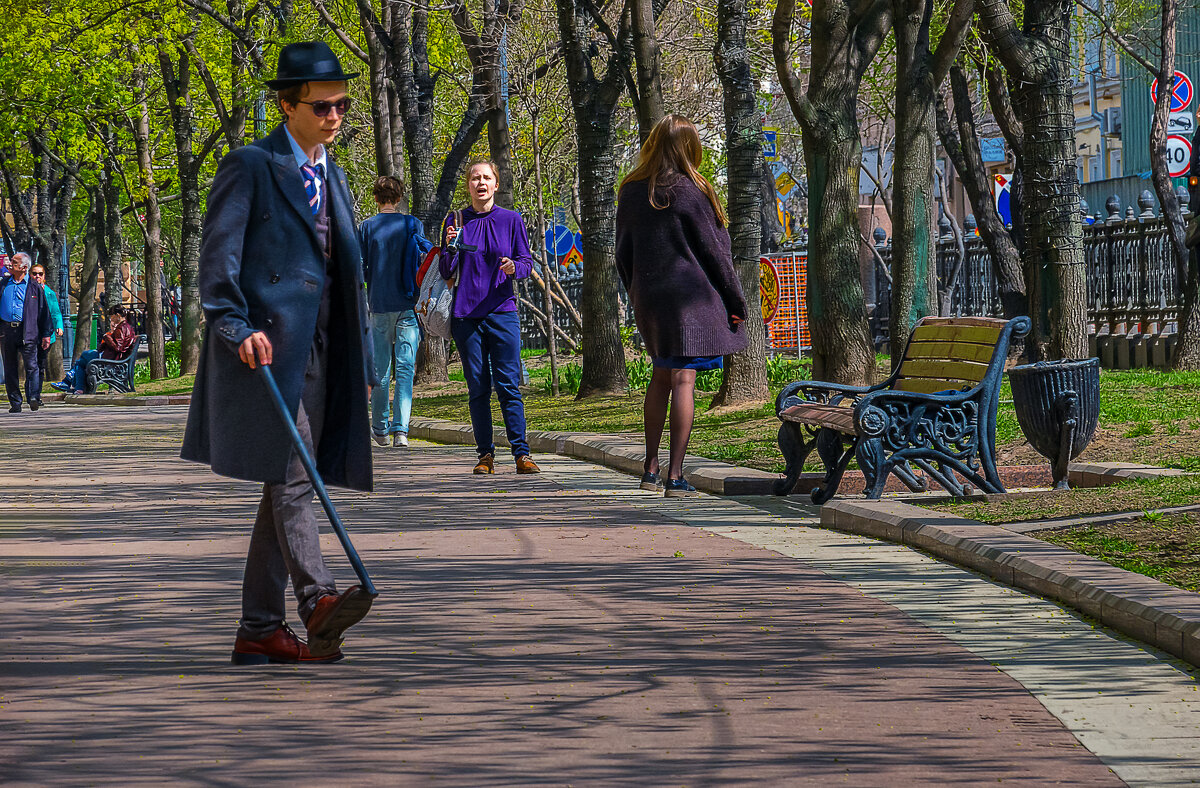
top-left (1033, 512), bottom-right (1200, 593)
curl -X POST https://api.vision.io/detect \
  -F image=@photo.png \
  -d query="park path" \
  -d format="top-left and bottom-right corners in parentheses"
top-left (0, 405), bottom-right (1195, 785)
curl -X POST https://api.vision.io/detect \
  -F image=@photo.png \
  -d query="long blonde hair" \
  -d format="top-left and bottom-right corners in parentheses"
top-left (621, 114), bottom-right (727, 226)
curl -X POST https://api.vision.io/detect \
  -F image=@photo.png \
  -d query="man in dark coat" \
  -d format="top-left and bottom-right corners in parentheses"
top-left (181, 41), bottom-right (376, 665)
top-left (0, 252), bottom-right (53, 413)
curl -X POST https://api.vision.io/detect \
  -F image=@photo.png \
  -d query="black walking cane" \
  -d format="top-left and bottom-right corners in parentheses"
top-left (258, 364), bottom-right (377, 596)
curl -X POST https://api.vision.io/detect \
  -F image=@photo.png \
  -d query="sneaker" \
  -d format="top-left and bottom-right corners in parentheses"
top-left (393, 433), bottom-right (408, 448)
top-left (50, 381), bottom-right (70, 392)
top-left (640, 471), bottom-right (663, 491)
top-left (473, 453), bottom-right (494, 474)
top-left (373, 432), bottom-right (389, 447)
top-left (664, 478), bottom-right (699, 498)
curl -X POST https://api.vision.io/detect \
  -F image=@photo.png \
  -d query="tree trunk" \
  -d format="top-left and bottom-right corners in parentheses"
top-left (1147, 1), bottom-right (1199, 369)
top-left (74, 209), bottom-right (100, 360)
top-left (414, 337), bottom-right (449, 383)
top-left (364, 18), bottom-right (396, 179)
top-left (978, 0), bottom-right (1086, 361)
top-left (132, 64), bottom-right (166, 379)
top-left (888, 0), bottom-right (937, 363)
top-left (935, 65), bottom-right (1025, 320)
top-left (556, 0), bottom-right (631, 397)
top-left (773, 0), bottom-right (887, 384)
top-left (630, 0), bottom-right (666, 141)
top-left (100, 147), bottom-right (124, 313)
top-left (712, 0), bottom-right (768, 406)
top-left (159, 41), bottom-right (204, 374)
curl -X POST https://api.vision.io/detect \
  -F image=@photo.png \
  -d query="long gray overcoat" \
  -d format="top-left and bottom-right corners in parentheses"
top-left (181, 124), bottom-right (373, 491)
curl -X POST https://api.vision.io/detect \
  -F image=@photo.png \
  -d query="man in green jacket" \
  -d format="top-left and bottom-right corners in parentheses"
top-left (30, 263), bottom-right (63, 393)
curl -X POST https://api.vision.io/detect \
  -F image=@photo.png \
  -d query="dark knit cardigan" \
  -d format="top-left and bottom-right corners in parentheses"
top-left (615, 176), bottom-right (748, 358)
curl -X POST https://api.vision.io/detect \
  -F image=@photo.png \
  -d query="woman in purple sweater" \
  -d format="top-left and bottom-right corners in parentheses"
top-left (440, 160), bottom-right (540, 475)
top-left (615, 115), bottom-right (748, 497)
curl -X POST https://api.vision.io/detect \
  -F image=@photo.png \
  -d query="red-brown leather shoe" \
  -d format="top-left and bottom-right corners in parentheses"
top-left (473, 453), bottom-right (494, 474)
top-left (305, 585), bottom-right (375, 658)
top-left (515, 455), bottom-right (541, 474)
top-left (231, 623), bottom-right (342, 665)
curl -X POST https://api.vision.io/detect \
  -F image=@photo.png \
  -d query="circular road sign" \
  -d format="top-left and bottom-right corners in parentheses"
top-left (759, 257), bottom-right (780, 324)
top-left (1152, 70), bottom-right (1194, 112)
top-left (1167, 135), bottom-right (1192, 178)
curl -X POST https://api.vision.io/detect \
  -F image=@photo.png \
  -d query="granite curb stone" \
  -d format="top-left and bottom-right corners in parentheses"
top-left (822, 498), bottom-right (1200, 667)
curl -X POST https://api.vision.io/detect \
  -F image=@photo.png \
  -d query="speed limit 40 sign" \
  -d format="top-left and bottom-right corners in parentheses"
top-left (1167, 134), bottom-right (1192, 177)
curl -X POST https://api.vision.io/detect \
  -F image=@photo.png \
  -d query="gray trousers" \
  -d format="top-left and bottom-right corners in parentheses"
top-left (238, 338), bottom-right (338, 640)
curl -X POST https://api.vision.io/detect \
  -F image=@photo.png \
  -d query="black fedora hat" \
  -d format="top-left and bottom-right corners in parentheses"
top-left (265, 41), bottom-right (359, 89)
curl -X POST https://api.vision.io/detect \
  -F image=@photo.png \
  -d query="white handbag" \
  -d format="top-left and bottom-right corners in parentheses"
top-left (415, 210), bottom-right (463, 339)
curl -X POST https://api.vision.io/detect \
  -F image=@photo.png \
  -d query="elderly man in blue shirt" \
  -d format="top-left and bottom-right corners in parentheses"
top-left (0, 252), bottom-right (54, 413)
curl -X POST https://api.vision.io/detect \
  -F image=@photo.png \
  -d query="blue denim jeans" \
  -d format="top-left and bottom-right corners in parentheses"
top-left (451, 310), bottom-right (529, 458)
top-left (370, 310), bottom-right (420, 436)
top-left (66, 350), bottom-right (100, 390)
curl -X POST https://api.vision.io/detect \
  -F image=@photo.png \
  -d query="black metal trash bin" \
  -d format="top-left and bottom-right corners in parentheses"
top-left (1008, 357), bottom-right (1101, 490)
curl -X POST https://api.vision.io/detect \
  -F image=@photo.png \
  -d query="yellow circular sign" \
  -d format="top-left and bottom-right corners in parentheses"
top-left (760, 257), bottom-right (780, 324)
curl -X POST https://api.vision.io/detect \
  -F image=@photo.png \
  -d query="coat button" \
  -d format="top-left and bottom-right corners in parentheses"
top-left (270, 274), bottom-right (281, 283)
top-left (263, 211), bottom-right (271, 220)
top-left (265, 318), bottom-right (274, 328)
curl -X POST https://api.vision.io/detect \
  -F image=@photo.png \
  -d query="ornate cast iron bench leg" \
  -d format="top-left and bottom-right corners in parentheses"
top-left (774, 421), bottom-right (819, 496)
top-left (811, 429), bottom-right (857, 505)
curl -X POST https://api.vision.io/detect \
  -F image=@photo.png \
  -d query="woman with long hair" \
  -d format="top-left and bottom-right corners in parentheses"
top-left (439, 159), bottom-right (540, 475)
top-left (615, 114), bottom-right (747, 497)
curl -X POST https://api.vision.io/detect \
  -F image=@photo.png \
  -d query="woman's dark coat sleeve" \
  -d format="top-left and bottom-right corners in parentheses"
top-left (678, 188), bottom-right (748, 320)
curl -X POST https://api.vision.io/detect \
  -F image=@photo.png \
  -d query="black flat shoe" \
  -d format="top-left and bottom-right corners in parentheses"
top-left (664, 478), bottom-right (699, 498)
top-left (640, 471), bottom-right (663, 491)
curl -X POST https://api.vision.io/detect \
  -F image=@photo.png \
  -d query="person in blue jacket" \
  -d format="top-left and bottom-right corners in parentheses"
top-left (359, 175), bottom-right (432, 447)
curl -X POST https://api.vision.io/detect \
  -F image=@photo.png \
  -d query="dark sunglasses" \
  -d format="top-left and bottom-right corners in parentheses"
top-left (297, 97), bottom-right (352, 118)
top-left (31, 271), bottom-right (45, 276)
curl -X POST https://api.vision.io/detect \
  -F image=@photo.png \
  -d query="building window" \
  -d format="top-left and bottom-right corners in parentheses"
top-left (1109, 148), bottom-right (1122, 178)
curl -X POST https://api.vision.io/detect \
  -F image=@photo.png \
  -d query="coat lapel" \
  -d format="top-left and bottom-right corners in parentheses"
top-left (265, 125), bottom-right (320, 247)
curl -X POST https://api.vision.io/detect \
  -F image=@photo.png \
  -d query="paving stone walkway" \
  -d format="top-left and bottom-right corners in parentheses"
top-left (1, 405), bottom-right (1197, 786)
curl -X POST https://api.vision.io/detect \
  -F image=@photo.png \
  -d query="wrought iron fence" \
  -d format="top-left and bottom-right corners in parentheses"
top-left (869, 188), bottom-right (1191, 350)
top-left (514, 188), bottom-right (1192, 365)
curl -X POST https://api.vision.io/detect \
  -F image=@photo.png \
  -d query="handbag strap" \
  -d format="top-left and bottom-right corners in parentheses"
top-left (446, 209), bottom-right (465, 288)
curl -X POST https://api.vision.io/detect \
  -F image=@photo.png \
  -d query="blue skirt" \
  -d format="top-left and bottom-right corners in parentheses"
top-left (652, 355), bottom-right (723, 371)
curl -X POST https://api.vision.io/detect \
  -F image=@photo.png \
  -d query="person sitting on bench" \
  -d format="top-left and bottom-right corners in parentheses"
top-left (53, 305), bottom-right (137, 393)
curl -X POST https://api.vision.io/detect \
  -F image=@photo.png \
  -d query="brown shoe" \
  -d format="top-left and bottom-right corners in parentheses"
top-left (516, 455), bottom-right (541, 474)
top-left (473, 453), bottom-right (494, 474)
top-left (231, 623), bottom-right (342, 665)
top-left (305, 585), bottom-right (375, 658)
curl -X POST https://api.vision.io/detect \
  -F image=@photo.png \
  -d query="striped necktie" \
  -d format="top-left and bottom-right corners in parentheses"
top-left (301, 163), bottom-right (324, 216)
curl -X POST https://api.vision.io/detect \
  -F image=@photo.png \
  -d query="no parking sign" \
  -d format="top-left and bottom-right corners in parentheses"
top-left (1152, 71), bottom-right (1193, 112)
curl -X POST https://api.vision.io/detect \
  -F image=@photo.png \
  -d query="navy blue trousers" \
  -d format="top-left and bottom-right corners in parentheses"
top-left (451, 310), bottom-right (530, 458)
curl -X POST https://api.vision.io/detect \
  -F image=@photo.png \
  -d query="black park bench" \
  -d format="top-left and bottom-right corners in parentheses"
top-left (85, 334), bottom-right (143, 394)
top-left (773, 315), bottom-right (1032, 504)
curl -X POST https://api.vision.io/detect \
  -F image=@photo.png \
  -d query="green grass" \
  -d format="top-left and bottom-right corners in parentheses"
top-left (929, 474), bottom-right (1200, 523)
top-left (1032, 513), bottom-right (1200, 592)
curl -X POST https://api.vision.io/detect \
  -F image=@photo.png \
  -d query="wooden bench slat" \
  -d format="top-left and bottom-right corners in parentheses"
top-left (898, 358), bottom-right (989, 385)
top-left (904, 340), bottom-right (997, 364)
top-left (779, 403), bottom-right (857, 434)
top-left (910, 324), bottom-right (1005, 345)
top-left (893, 376), bottom-right (973, 394)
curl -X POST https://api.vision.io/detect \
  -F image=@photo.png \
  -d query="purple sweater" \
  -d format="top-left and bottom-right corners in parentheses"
top-left (615, 176), bottom-right (748, 358)
top-left (438, 205), bottom-right (534, 319)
